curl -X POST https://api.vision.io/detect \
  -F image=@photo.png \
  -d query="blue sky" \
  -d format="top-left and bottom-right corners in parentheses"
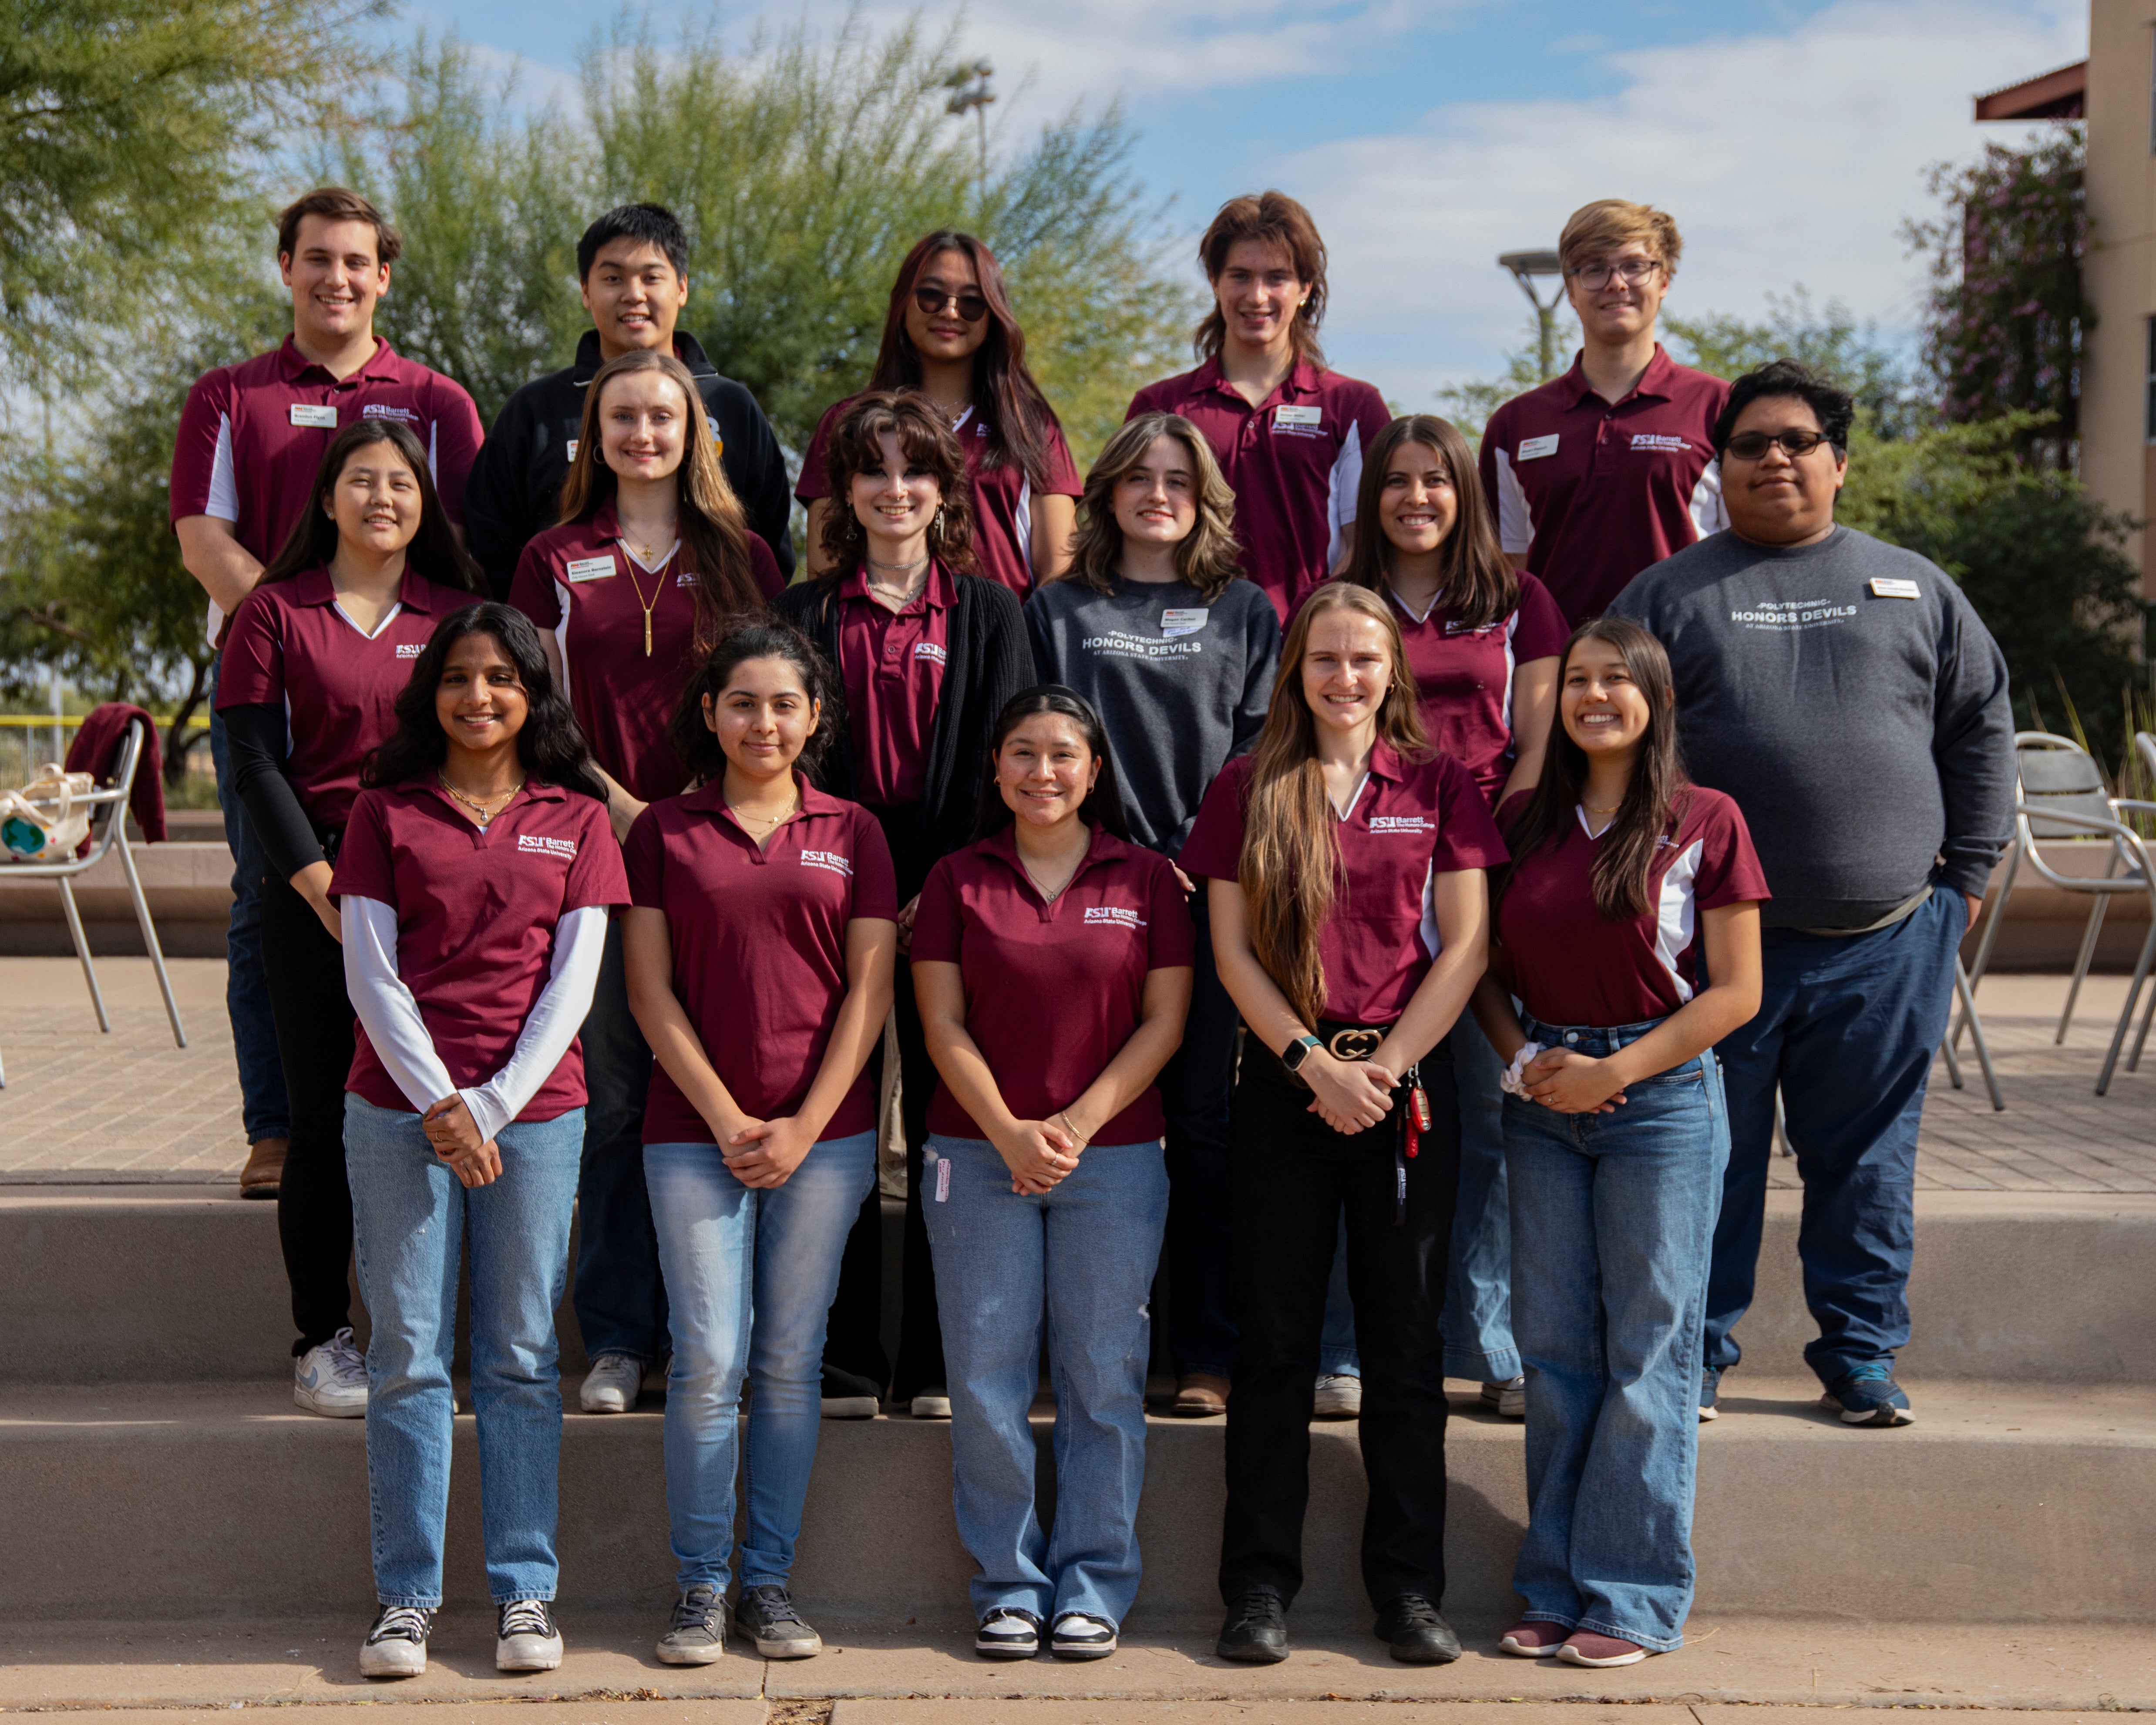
top-left (404, 0), bottom-right (2089, 408)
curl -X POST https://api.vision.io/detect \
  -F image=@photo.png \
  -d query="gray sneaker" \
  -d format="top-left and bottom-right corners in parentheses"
top-left (733, 1583), bottom-right (822, 1657)
top-left (656, 1584), bottom-right (726, 1665)
top-left (359, 1604), bottom-right (433, 1678)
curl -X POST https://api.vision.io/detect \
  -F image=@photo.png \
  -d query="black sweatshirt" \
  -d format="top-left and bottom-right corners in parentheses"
top-left (773, 573), bottom-right (1034, 870)
top-left (462, 330), bottom-right (795, 601)
top-left (1609, 524), bottom-right (2014, 929)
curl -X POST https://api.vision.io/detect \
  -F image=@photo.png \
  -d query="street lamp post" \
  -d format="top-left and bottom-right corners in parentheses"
top-left (943, 59), bottom-right (996, 198)
top-left (1498, 249), bottom-right (1566, 382)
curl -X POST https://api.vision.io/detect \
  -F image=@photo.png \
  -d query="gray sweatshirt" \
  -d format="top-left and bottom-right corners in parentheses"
top-left (1026, 574), bottom-right (1281, 856)
top-left (1608, 525), bottom-right (2014, 930)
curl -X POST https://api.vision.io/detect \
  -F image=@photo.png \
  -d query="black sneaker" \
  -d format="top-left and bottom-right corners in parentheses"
top-left (733, 1583), bottom-right (822, 1658)
top-left (495, 1599), bottom-right (562, 1672)
top-left (359, 1604), bottom-right (433, 1678)
top-left (1820, 1361), bottom-right (1915, 1427)
top-left (1050, 1610), bottom-right (1117, 1660)
top-left (975, 1607), bottom-right (1043, 1660)
top-left (821, 1366), bottom-right (881, 1419)
top-left (655, 1584), bottom-right (726, 1665)
top-left (1700, 1363), bottom-right (1723, 1422)
top-left (1216, 1586), bottom-right (1289, 1664)
top-left (1374, 1594), bottom-right (1462, 1664)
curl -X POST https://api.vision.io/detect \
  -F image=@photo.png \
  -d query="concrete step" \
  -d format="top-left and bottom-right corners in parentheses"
top-left (2, 1377), bottom-right (2149, 1627)
top-left (5, 1186), bottom-right (2150, 1385)
top-left (1, 1617), bottom-right (2152, 1712)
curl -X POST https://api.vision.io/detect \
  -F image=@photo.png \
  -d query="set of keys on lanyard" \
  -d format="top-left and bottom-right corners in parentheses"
top-left (1394, 1060), bottom-right (1431, 1227)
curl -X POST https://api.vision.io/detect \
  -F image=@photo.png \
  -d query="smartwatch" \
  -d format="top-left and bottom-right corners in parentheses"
top-left (1280, 1033), bottom-right (1323, 1075)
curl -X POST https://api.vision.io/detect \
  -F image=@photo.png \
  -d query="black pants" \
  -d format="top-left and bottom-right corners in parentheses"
top-left (573, 920), bottom-right (669, 1362)
top-left (260, 873), bottom-right (357, 1354)
top-left (1219, 1046), bottom-right (1460, 1611)
top-left (822, 802), bottom-right (948, 1402)
top-left (1156, 884), bottom-right (1241, 1377)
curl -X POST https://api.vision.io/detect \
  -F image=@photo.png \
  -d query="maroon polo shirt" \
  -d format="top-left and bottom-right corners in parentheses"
top-left (1477, 346), bottom-right (1730, 625)
top-left (910, 822), bottom-right (1195, 1144)
top-left (797, 396), bottom-right (1082, 598)
top-left (171, 337), bottom-right (484, 640)
top-left (1388, 573), bottom-right (1570, 805)
top-left (509, 503), bottom-right (783, 803)
top-left (625, 779), bottom-right (898, 1143)
top-left (213, 566), bottom-right (470, 829)
top-left (1125, 357), bottom-right (1390, 623)
top-left (1179, 742), bottom-right (1507, 1026)
top-left (1493, 786), bottom-right (1769, 1029)
top-left (330, 780), bottom-right (630, 1120)
top-left (834, 561), bottom-right (955, 805)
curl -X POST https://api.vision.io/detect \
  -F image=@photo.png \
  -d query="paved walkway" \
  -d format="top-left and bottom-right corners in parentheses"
top-left (0, 961), bottom-right (2149, 1192)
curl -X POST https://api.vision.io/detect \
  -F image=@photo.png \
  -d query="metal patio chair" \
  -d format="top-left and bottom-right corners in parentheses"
top-left (0, 714), bottom-right (185, 1085)
top-left (1960, 731), bottom-right (2156, 1096)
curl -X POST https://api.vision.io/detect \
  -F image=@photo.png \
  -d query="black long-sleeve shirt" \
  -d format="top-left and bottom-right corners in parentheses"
top-left (462, 330), bottom-right (795, 600)
top-left (1609, 524), bottom-right (2015, 929)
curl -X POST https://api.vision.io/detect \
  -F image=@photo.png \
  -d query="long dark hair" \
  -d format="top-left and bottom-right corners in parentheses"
top-left (1242, 583), bottom-right (1427, 1030)
top-left (363, 603), bottom-right (606, 801)
top-left (1339, 414), bottom-right (1516, 630)
top-left (669, 620), bottom-right (841, 789)
top-left (556, 349), bottom-right (768, 655)
top-left (1495, 617), bottom-right (1686, 921)
top-left (971, 686), bottom-right (1132, 842)
top-left (816, 389), bottom-right (979, 578)
top-left (259, 420), bottom-right (482, 593)
top-left (869, 231), bottom-right (1061, 488)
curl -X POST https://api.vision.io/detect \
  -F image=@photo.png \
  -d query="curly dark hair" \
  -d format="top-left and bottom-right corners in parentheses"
top-left (363, 603), bottom-right (606, 801)
top-left (669, 620), bottom-right (841, 788)
top-left (814, 389), bottom-right (977, 579)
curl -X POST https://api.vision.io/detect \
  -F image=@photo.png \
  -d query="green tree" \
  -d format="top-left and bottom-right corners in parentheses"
top-left (1665, 287), bottom-right (1921, 438)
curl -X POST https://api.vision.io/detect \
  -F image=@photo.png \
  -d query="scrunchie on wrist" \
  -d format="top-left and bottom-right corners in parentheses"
top-left (1498, 1041), bottom-right (1546, 1098)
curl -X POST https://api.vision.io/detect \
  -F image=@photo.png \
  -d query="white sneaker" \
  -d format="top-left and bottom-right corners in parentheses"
top-left (296, 1328), bottom-right (368, 1417)
top-left (1312, 1373), bottom-right (1362, 1418)
top-left (909, 1388), bottom-right (953, 1419)
top-left (579, 1353), bottom-right (645, 1414)
top-left (359, 1604), bottom-right (432, 1678)
top-left (496, 1599), bottom-right (563, 1671)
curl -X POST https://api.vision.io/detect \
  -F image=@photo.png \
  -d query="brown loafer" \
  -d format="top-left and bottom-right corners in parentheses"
top-left (240, 1137), bottom-right (287, 1200)
top-left (1170, 1372), bottom-right (1229, 1418)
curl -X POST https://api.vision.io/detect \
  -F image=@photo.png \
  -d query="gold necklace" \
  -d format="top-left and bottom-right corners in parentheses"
top-left (439, 772), bottom-right (524, 825)
top-left (1584, 800), bottom-right (1622, 813)
top-left (728, 790), bottom-right (799, 832)
top-left (621, 551), bottom-right (670, 658)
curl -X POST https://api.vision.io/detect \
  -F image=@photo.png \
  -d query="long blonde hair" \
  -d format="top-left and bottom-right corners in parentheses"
top-left (1241, 583), bottom-right (1429, 1029)
top-left (1060, 413), bottom-right (1243, 602)
top-left (558, 349), bottom-right (765, 653)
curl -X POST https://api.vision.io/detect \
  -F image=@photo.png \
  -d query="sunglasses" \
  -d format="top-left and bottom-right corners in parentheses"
top-left (914, 286), bottom-right (990, 323)
top-left (1723, 429), bottom-right (1836, 461)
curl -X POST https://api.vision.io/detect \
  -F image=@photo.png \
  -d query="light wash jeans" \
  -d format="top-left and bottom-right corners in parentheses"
top-left (645, 1132), bottom-right (876, 1592)
top-left (1504, 1015), bottom-right (1728, 1653)
top-left (923, 1134), bottom-right (1167, 1628)
top-left (1443, 1012), bottom-right (1521, 1381)
top-left (345, 1094), bottom-right (583, 1607)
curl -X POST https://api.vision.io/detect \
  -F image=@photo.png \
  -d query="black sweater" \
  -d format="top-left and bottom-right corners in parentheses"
top-left (773, 573), bottom-right (1034, 869)
top-left (463, 330), bottom-right (795, 600)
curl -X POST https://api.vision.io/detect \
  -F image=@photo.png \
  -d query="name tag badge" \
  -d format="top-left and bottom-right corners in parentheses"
top-left (1273, 404), bottom-right (1322, 429)
top-left (1161, 606), bottom-right (1208, 639)
top-left (565, 439), bottom-right (578, 461)
top-left (565, 555), bottom-right (616, 583)
top-left (1517, 433), bottom-right (1560, 461)
top-left (289, 403), bottom-right (338, 429)
top-left (1870, 577), bottom-right (1921, 600)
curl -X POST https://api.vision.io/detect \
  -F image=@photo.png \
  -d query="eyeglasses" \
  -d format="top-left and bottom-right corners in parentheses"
top-left (914, 286), bottom-right (989, 323)
top-left (1568, 257), bottom-right (1663, 290)
top-left (1722, 429), bottom-right (1836, 461)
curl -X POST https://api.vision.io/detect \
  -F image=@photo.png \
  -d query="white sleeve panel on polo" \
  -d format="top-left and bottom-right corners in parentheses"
top-left (1688, 461), bottom-right (1727, 539)
top-left (205, 414), bottom-right (239, 523)
top-left (1492, 448), bottom-right (1533, 555)
top-left (460, 903), bottom-right (610, 1143)
top-left (1326, 427), bottom-right (1366, 568)
top-left (1013, 474), bottom-right (1033, 569)
top-left (342, 895), bottom-right (459, 1116)
top-left (1650, 838), bottom-right (1706, 1004)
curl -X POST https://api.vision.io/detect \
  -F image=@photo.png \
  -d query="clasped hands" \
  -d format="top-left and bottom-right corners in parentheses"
top-left (992, 1114), bottom-right (1086, 1195)
top-left (1516, 1048), bottom-right (1628, 1114)
top-left (423, 1095), bottom-right (501, 1187)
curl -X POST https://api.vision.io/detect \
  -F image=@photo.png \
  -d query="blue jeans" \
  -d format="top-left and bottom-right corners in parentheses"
top-left (576, 920), bottom-right (668, 1362)
top-left (924, 1134), bottom-right (1167, 1628)
top-left (1708, 889), bottom-right (1966, 1386)
top-left (1156, 887), bottom-right (1239, 1378)
top-left (208, 655), bottom-right (289, 1145)
top-left (645, 1132), bottom-right (875, 1592)
top-left (1318, 1216), bottom-right (1358, 1377)
top-left (1506, 1016), bottom-right (1728, 1653)
top-left (1442, 1013), bottom-right (1519, 1381)
top-left (345, 1094), bottom-right (584, 1607)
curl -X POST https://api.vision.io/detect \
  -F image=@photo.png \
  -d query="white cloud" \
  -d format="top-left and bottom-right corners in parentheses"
top-left (1274, 0), bottom-right (2088, 403)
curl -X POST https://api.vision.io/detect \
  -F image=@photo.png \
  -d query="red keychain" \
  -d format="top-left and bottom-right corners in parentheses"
top-left (1405, 1061), bottom-right (1431, 1158)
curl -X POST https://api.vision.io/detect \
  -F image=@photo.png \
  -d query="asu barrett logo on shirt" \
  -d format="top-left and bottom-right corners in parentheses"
top-left (799, 849), bottom-right (855, 878)
top-left (1082, 905), bottom-right (1148, 930)
top-left (1369, 815), bottom-right (1437, 835)
top-left (516, 833), bottom-right (579, 860)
